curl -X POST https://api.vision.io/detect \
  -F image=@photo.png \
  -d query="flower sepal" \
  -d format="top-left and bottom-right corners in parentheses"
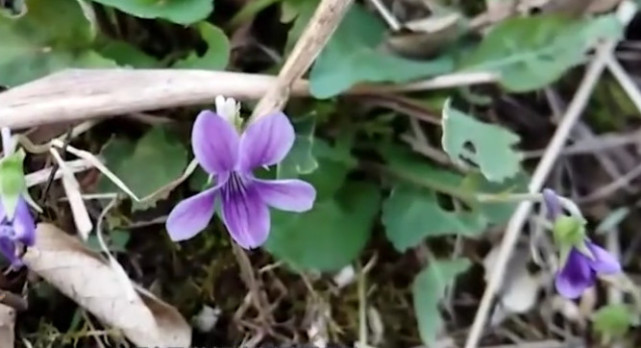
top-left (0, 148), bottom-right (27, 219)
top-left (553, 215), bottom-right (586, 246)
top-left (215, 96), bottom-right (243, 131)
top-left (553, 215), bottom-right (589, 265)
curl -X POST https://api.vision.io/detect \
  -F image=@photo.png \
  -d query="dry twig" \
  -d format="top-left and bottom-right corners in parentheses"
top-left (0, 69), bottom-right (497, 129)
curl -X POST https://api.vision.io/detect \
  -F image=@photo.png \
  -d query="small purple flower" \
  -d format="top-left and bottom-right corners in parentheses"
top-left (542, 188), bottom-right (562, 220)
top-left (0, 197), bottom-right (35, 267)
top-left (555, 242), bottom-right (621, 299)
top-left (166, 110), bottom-right (316, 249)
top-left (543, 188), bottom-right (622, 299)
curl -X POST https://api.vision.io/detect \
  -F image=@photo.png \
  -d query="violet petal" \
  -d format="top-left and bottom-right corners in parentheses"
top-left (586, 242), bottom-right (621, 274)
top-left (253, 178), bottom-right (316, 212)
top-left (220, 184), bottom-right (270, 249)
top-left (192, 110), bottom-right (240, 174)
top-left (239, 112), bottom-right (294, 171)
top-left (0, 236), bottom-right (19, 267)
top-left (12, 198), bottom-right (35, 246)
top-left (555, 249), bottom-right (595, 299)
top-left (166, 187), bottom-right (218, 242)
top-left (542, 188), bottom-right (562, 221)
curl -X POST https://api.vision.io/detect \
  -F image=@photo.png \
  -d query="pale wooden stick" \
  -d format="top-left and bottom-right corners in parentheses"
top-left (0, 68), bottom-right (497, 129)
top-left (0, 69), bottom-right (310, 129)
top-left (250, 0), bottom-right (354, 119)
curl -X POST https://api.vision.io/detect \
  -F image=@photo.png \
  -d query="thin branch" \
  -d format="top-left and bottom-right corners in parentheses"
top-left (250, 0), bottom-right (354, 119)
top-left (366, 0), bottom-right (401, 30)
top-left (605, 54), bottom-right (641, 112)
top-left (577, 161), bottom-right (641, 203)
top-left (0, 69), bottom-right (497, 129)
top-left (351, 71), bottom-right (498, 94)
top-left (464, 40), bottom-right (616, 348)
top-left (522, 129), bottom-right (641, 158)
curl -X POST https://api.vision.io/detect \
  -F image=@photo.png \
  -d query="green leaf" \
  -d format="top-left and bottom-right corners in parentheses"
top-left (0, 150), bottom-right (26, 219)
top-left (461, 171), bottom-right (528, 224)
top-left (90, 0), bottom-right (213, 25)
top-left (173, 22), bottom-right (230, 70)
top-left (97, 40), bottom-right (158, 68)
top-left (265, 181), bottom-right (381, 271)
top-left (379, 144), bottom-right (526, 250)
top-left (379, 143), bottom-right (463, 191)
top-left (277, 115), bottom-right (318, 179)
top-left (98, 126), bottom-right (188, 211)
top-left (283, 0), bottom-right (317, 50)
top-left (296, 138), bottom-right (356, 201)
top-left (413, 258), bottom-right (470, 345)
top-left (86, 229), bottom-right (130, 253)
top-left (462, 14), bottom-right (623, 92)
top-left (189, 167), bottom-right (211, 192)
top-left (382, 184), bottom-right (486, 251)
top-left (0, 0), bottom-right (117, 86)
top-left (309, 3), bottom-right (454, 99)
top-left (442, 101), bottom-right (522, 182)
top-left (593, 304), bottom-right (637, 344)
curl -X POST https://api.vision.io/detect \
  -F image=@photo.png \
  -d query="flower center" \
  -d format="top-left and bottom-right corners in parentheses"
top-left (222, 172), bottom-right (249, 200)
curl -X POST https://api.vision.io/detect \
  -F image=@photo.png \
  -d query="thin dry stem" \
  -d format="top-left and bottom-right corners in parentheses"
top-left (49, 148), bottom-right (93, 239)
top-left (249, 0), bottom-right (354, 119)
top-left (366, 0), bottom-right (401, 30)
top-left (0, 69), bottom-right (495, 129)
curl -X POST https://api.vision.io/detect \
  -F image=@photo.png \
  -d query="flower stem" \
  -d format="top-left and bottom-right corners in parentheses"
top-left (1, 127), bottom-right (12, 157)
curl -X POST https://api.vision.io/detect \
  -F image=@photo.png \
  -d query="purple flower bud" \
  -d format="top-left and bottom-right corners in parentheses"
top-left (542, 188), bottom-right (562, 221)
top-left (555, 241), bottom-right (621, 299)
top-left (166, 110), bottom-right (317, 249)
top-left (0, 197), bottom-right (35, 267)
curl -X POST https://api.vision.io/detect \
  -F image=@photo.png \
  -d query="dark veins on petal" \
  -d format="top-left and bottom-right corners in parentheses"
top-left (223, 172), bottom-right (250, 200)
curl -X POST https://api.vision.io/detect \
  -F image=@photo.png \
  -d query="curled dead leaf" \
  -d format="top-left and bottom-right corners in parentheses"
top-left (385, 13), bottom-right (462, 59)
top-left (23, 223), bottom-right (191, 347)
top-left (0, 304), bottom-right (15, 348)
top-left (484, 243), bottom-right (543, 324)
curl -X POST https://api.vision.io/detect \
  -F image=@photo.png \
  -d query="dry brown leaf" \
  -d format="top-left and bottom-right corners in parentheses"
top-left (587, 0), bottom-right (623, 13)
top-left (538, 0), bottom-right (601, 16)
top-left (385, 13), bottom-right (461, 59)
top-left (23, 223), bottom-right (191, 346)
top-left (486, 0), bottom-right (517, 21)
top-left (484, 243), bottom-right (543, 325)
top-left (0, 304), bottom-right (15, 348)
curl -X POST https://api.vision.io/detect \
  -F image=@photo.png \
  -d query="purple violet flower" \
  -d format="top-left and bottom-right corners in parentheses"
top-left (166, 110), bottom-right (316, 249)
top-left (542, 188), bottom-right (621, 299)
top-left (555, 242), bottom-right (621, 299)
top-left (0, 197), bottom-right (35, 267)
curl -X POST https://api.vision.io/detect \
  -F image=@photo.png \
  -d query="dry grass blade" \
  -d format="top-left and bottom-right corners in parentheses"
top-left (50, 139), bottom-right (199, 204)
top-left (50, 148), bottom-right (93, 239)
top-left (23, 223), bottom-right (191, 346)
top-left (25, 159), bottom-right (93, 187)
